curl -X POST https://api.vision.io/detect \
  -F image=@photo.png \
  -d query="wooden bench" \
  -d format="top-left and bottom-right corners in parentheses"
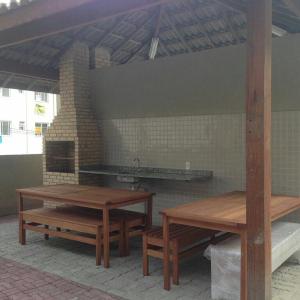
top-left (67, 207), bottom-right (147, 256)
top-left (143, 224), bottom-right (219, 285)
top-left (20, 207), bottom-right (124, 266)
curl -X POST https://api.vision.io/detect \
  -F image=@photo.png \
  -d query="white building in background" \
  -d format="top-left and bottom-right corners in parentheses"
top-left (0, 88), bottom-right (58, 155)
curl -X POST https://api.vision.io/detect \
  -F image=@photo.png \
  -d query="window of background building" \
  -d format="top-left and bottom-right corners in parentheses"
top-left (35, 122), bottom-right (48, 136)
top-left (35, 92), bottom-right (48, 102)
top-left (2, 88), bottom-right (10, 97)
top-left (19, 121), bottom-right (25, 131)
top-left (0, 121), bottom-right (11, 135)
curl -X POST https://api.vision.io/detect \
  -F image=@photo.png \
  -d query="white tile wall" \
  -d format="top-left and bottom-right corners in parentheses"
top-left (99, 111), bottom-right (300, 224)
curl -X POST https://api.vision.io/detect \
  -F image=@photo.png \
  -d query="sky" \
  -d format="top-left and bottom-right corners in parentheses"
top-left (0, 0), bottom-right (19, 5)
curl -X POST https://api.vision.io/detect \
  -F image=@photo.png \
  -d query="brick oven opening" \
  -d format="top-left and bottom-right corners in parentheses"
top-left (46, 141), bottom-right (75, 173)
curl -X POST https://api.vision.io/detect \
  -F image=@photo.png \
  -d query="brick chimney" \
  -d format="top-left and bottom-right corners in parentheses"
top-left (43, 42), bottom-right (109, 186)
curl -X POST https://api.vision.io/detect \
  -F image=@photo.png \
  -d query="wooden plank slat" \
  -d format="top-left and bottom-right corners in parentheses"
top-left (23, 224), bottom-right (97, 245)
top-left (163, 192), bottom-right (300, 228)
top-left (17, 184), bottom-right (153, 207)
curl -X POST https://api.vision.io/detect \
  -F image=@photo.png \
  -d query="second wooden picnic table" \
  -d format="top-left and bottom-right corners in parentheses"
top-left (17, 184), bottom-right (154, 268)
top-left (162, 191), bottom-right (300, 299)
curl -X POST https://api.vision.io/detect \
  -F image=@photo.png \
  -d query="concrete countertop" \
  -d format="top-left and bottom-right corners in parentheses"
top-left (79, 165), bottom-right (213, 182)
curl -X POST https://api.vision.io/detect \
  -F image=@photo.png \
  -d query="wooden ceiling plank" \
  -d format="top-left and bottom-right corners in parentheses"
top-left (224, 11), bottom-right (243, 43)
top-left (163, 11), bottom-right (192, 53)
top-left (110, 33), bottom-right (141, 45)
top-left (282, 0), bottom-right (300, 17)
top-left (26, 79), bottom-right (37, 90)
top-left (90, 15), bottom-right (128, 49)
top-left (46, 27), bottom-right (90, 69)
top-left (214, 0), bottom-right (243, 14)
top-left (149, 5), bottom-right (164, 59)
top-left (0, 0), bottom-right (173, 50)
top-left (1, 73), bottom-right (14, 87)
top-left (0, 58), bottom-right (58, 81)
top-left (216, 0), bottom-right (300, 31)
top-left (111, 10), bottom-right (158, 57)
top-left (0, 0), bottom-right (97, 30)
top-left (123, 42), bottom-right (149, 64)
top-left (187, 0), bottom-right (215, 48)
top-left (159, 39), bottom-right (171, 56)
top-left (153, 5), bottom-right (164, 39)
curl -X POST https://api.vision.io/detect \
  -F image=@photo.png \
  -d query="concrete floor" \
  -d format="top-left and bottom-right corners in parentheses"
top-left (0, 216), bottom-right (299, 300)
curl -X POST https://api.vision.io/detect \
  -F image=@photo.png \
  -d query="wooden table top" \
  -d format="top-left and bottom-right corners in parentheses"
top-left (162, 191), bottom-right (300, 228)
top-left (17, 184), bottom-right (153, 207)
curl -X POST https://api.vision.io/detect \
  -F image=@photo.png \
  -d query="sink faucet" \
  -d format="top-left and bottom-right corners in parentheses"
top-left (133, 157), bottom-right (140, 169)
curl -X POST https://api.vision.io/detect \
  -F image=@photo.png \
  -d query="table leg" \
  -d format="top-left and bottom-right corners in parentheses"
top-left (44, 225), bottom-right (49, 240)
top-left (103, 207), bottom-right (110, 268)
top-left (163, 214), bottom-right (170, 290)
top-left (18, 193), bottom-right (26, 245)
top-left (145, 196), bottom-right (153, 230)
top-left (143, 233), bottom-right (149, 276)
top-left (96, 226), bottom-right (102, 266)
top-left (172, 240), bottom-right (179, 285)
top-left (241, 230), bottom-right (248, 300)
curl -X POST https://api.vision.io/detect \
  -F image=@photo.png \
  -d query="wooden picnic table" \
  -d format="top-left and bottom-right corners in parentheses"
top-left (17, 184), bottom-right (154, 268)
top-left (161, 191), bottom-right (300, 299)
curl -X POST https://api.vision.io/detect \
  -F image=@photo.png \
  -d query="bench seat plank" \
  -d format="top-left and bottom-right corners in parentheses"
top-left (21, 207), bottom-right (124, 266)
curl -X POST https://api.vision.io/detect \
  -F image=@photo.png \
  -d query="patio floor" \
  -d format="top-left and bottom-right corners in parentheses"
top-left (0, 216), bottom-right (299, 300)
top-left (0, 257), bottom-right (118, 300)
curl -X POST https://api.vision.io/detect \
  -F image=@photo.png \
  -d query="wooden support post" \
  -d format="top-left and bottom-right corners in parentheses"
top-left (124, 221), bottom-right (130, 256)
top-left (44, 225), bottom-right (49, 240)
top-left (246, 0), bottom-right (272, 299)
top-left (143, 233), bottom-right (149, 276)
top-left (172, 240), bottom-right (179, 285)
top-left (18, 193), bottom-right (26, 245)
top-left (119, 221), bottom-right (126, 257)
top-left (241, 230), bottom-right (248, 300)
top-left (146, 196), bottom-right (153, 230)
top-left (103, 207), bottom-right (110, 268)
top-left (163, 214), bottom-right (170, 290)
top-left (96, 226), bottom-right (102, 266)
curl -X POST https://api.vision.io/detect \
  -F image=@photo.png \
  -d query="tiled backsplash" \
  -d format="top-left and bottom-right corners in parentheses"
top-left (99, 111), bottom-right (300, 224)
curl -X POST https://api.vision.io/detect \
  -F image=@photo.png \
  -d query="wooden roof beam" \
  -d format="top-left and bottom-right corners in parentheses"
top-left (123, 42), bottom-right (149, 64)
top-left (149, 5), bottom-right (164, 59)
top-left (0, 0), bottom-right (173, 50)
top-left (282, 0), bottom-right (300, 18)
top-left (0, 58), bottom-right (58, 81)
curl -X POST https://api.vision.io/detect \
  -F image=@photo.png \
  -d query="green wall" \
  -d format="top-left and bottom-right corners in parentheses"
top-left (90, 34), bottom-right (300, 119)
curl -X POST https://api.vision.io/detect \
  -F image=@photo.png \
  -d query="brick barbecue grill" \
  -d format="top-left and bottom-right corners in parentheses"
top-left (43, 43), bottom-right (110, 187)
